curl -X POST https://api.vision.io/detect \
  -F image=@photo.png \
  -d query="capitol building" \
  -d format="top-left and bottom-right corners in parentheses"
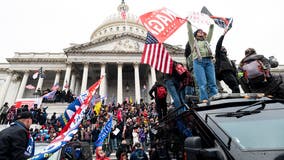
top-left (0, 1), bottom-right (185, 107)
top-left (0, 1), bottom-right (283, 108)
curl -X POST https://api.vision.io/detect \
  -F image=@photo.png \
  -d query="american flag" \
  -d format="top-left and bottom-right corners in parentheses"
top-left (51, 83), bottom-right (60, 91)
top-left (141, 32), bottom-right (173, 74)
top-left (42, 90), bottom-right (56, 100)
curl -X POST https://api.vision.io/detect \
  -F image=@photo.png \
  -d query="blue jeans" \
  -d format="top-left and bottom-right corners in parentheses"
top-left (193, 58), bottom-right (218, 101)
top-left (179, 86), bottom-right (195, 105)
top-left (165, 78), bottom-right (182, 108)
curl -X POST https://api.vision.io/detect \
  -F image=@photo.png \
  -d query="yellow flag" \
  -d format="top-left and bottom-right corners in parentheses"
top-left (94, 101), bottom-right (102, 116)
top-left (129, 96), bottom-right (133, 104)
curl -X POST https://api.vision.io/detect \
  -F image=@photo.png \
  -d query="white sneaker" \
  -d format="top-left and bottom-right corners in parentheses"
top-left (210, 93), bottom-right (222, 100)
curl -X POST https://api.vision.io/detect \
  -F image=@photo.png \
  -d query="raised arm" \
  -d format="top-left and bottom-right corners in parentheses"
top-left (187, 21), bottom-right (195, 49)
top-left (206, 24), bottom-right (214, 43)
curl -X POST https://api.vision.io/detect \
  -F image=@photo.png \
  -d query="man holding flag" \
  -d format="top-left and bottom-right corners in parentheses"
top-left (95, 115), bottom-right (112, 160)
top-left (215, 27), bottom-right (240, 93)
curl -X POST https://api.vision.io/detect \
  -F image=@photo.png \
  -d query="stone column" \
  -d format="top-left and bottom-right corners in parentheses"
top-left (81, 62), bottom-right (89, 93)
top-left (150, 67), bottom-right (157, 87)
top-left (117, 63), bottom-right (123, 104)
top-left (63, 63), bottom-right (72, 90)
top-left (74, 76), bottom-right (80, 96)
top-left (134, 63), bottom-right (141, 104)
top-left (99, 63), bottom-right (106, 97)
top-left (16, 70), bottom-right (29, 99)
top-left (0, 70), bottom-right (13, 105)
top-left (54, 70), bottom-right (61, 85)
top-left (70, 73), bottom-right (76, 93)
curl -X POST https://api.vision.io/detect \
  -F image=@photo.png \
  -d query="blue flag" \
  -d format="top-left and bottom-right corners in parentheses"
top-left (95, 116), bottom-right (113, 147)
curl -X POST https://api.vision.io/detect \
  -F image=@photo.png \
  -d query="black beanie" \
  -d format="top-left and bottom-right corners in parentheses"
top-left (16, 108), bottom-right (32, 120)
top-left (194, 29), bottom-right (203, 37)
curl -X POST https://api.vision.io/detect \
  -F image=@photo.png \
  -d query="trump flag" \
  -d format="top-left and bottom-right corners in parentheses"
top-left (58, 76), bottom-right (104, 128)
top-left (139, 7), bottom-right (187, 43)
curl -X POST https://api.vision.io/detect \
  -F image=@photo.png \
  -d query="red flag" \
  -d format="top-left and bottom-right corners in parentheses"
top-left (141, 32), bottom-right (173, 74)
top-left (121, 10), bottom-right (126, 20)
top-left (139, 7), bottom-right (187, 43)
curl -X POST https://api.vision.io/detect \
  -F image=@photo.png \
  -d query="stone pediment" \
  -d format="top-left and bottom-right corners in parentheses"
top-left (64, 33), bottom-right (146, 53)
top-left (88, 38), bottom-right (143, 52)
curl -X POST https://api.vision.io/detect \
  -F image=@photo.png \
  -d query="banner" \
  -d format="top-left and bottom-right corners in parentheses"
top-left (187, 11), bottom-right (212, 26)
top-left (95, 116), bottom-right (113, 147)
top-left (139, 7), bottom-right (187, 43)
top-left (58, 76), bottom-right (104, 128)
top-left (29, 77), bottom-right (104, 160)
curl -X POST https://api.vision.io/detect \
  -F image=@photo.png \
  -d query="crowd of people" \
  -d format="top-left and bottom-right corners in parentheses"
top-left (0, 97), bottom-right (176, 159)
top-left (1, 18), bottom-right (284, 160)
top-left (37, 88), bottom-right (75, 103)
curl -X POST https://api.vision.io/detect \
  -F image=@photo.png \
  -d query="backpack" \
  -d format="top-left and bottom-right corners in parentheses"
top-left (242, 60), bottom-right (270, 82)
top-left (157, 86), bottom-right (167, 99)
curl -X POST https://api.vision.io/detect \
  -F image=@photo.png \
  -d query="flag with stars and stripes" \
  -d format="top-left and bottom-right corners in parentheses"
top-left (141, 32), bottom-right (173, 74)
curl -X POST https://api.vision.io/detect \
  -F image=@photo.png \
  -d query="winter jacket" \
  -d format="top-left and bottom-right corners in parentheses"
top-left (187, 21), bottom-right (214, 60)
top-left (0, 121), bottom-right (31, 160)
top-left (215, 35), bottom-right (238, 79)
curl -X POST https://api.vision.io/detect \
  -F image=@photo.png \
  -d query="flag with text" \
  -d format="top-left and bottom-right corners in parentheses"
top-left (139, 7), bottom-right (187, 43)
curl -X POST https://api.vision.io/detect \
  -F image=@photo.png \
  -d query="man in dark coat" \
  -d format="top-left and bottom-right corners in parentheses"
top-left (215, 28), bottom-right (240, 93)
top-left (239, 48), bottom-right (284, 98)
top-left (0, 108), bottom-right (33, 160)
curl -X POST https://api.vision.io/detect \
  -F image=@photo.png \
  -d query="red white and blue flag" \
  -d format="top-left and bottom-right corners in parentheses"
top-left (210, 16), bottom-right (233, 30)
top-left (201, 6), bottom-right (233, 30)
top-left (141, 32), bottom-right (173, 74)
top-left (42, 90), bottom-right (56, 100)
top-left (51, 83), bottom-right (60, 91)
top-left (58, 76), bottom-right (104, 128)
top-left (29, 77), bottom-right (104, 160)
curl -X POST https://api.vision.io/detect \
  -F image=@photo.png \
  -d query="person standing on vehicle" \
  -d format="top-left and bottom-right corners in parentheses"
top-left (239, 48), bottom-right (284, 98)
top-left (186, 20), bottom-right (218, 103)
top-left (215, 28), bottom-right (240, 93)
top-left (149, 81), bottom-right (168, 121)
top-left (0, 107), bottom-right (34, 160)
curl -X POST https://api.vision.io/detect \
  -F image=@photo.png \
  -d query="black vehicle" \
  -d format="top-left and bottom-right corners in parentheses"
top-left (151, 93), bottom-right (284, 160)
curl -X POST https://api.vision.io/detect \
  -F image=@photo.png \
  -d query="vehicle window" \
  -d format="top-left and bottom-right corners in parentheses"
top-left (206, 105), bottom-right (284, 150)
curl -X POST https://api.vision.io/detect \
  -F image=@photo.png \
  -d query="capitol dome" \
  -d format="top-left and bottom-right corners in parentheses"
top-left (90, 1), bottom-right (147, 41)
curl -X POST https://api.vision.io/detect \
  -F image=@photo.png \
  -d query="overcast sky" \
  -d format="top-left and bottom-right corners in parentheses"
top-left (0, 0), bottom-right (283, 64)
